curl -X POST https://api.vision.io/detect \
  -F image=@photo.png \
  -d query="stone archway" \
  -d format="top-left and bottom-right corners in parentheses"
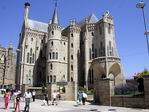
top-left (108, 62), bottom-right (123, 86)
top-left (87, 63), bottom-right (105, 90)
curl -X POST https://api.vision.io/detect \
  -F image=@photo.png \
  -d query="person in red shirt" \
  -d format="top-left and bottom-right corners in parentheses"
top-left (4, 89), bottom-right (10, 111)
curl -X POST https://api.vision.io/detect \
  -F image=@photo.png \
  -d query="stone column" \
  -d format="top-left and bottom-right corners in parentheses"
top-left (65, 82), bottom-right (75, 100)
top-left (94, 78), bottom-right (114, 105)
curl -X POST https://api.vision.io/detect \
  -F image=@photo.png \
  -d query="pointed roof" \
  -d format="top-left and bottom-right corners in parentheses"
top-left (79, 13), bottom-right (98, 26)
top-left (27, 19), bottom-right (48, 33)
top-left (52, 1), bottom-right (59, 24)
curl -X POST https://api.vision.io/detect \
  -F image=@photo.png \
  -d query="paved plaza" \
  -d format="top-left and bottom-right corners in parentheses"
top-left (0, 96), bottom-right (149, 112)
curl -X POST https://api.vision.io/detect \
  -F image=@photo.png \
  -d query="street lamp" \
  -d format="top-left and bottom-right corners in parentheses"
top-left (136, 1), bottom-right (149, 56)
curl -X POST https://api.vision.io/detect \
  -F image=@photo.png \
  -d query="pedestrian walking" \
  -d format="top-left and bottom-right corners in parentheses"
top-left (77, 91), bottom-right (83, 105)
top-left (4, 89), bottom-right (10, 112)
top-left (57, 90), bottom-right (61, 100)
top-left (32, 90), bottom-right (36, 102)
top-left (15, 93), bottom-right (21, 112)
top-left (24, 89), bottom-right (32, 112)
top-left (82, 91), bottom-right (87, 105)
top-left (42, 92), bottom-right (49, 106)
top-left (52, 90), bottom-right (58, 105)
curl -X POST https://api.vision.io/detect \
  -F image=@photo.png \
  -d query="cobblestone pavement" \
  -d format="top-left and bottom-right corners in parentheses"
top-left (0, 97), bottom-right (149, 112)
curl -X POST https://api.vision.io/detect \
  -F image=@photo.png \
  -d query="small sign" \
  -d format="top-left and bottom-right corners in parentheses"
top-left (57, 81), bottom-right (68, 86)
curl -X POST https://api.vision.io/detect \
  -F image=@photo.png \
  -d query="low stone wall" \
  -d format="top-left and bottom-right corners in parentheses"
top-left (111, 96), bottom-right (145, 108)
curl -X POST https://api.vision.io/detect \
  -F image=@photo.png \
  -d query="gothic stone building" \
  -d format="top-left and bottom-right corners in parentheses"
top-left (0, 45), bottom-right (16, 89)
top-left (16, 2), bottom-right (125, 100)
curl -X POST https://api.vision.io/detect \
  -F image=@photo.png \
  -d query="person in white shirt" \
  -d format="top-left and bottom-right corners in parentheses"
top-left (52, 90), bottom-right (58, 105)
top-left (82, 91), bottom-right (87, 105)
top-left (24, 89), bottom-right (32, 112)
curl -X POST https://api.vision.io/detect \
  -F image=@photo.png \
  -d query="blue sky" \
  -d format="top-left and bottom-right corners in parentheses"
top-left (0, 0), bottom-right (149, 79)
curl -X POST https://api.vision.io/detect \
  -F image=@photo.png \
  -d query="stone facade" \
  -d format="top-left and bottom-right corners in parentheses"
top-left (16, 2), bottom-right (125, 100)
top-left (0, 45), bottom-right (16, 88)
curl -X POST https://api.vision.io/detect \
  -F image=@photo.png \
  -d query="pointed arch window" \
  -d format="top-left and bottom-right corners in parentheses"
top-left (71, 77), bottom-right (73, 82)
top-left (71, 43), bottom-right (73, 48)
top-left (30, 48), bottom-right (32, 56)
top-left (51, 31), bottom-right (54, 35)
top-left (32, 53), bottom-right (35, 63)
top-left (56, 52), bottom-right (58, 59)
top-left (50, 75), bottom-right (52, 83)
top-left (71, 65), bottom-right (73, 71)
top-left (71, 33), bottom-right (73, 37)
top-left (51, 41), bottom-right (53, 46)
top-left (30, 57), bottom-right (32, 64)
top-left (53, 52), bottom-right (55, 59)
top-left (71, 55), bottom-right (73, 60)
top-left (53, 76), bottom-right (56, 82)
top-left (49, 52), bottom-right (51, 59)
top-left (27, 52), bottom-right (29, 63)
top-left (50, 63), bottom-right (53, 70)
top-left (108, 24), bottom-right (112, 34)
top-left (91, 32), bottom-right (94, 36)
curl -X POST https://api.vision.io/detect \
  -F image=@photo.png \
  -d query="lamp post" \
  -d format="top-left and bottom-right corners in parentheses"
top-left (136, 1), bottom-right (149, 56)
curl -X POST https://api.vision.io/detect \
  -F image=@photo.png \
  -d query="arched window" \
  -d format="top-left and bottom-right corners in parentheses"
top-left (92, 44), bottom-right (94, 59)
top-left (27, 52), bottom-right (29, 63)
top-left (71, 77), bottom-right (73, 82)
top-left (50, 63), bottom-right (53, 70)
top-left (49, 52), bottom-right (51, 59)
top-left (71, 55), bottom-right (73, 60)
top-left (30, 57), bottom-right (32, 64)
top-left (71, 43), bottom-right (73, 48)
top-left (56, 52), bottom-right (58, 59)
top-left (109, 41), bottom-right (112, 56)
top-left (50, 75), bottom-right (52, 83)
top-left (51, 41), bottom-right (53, 46)
top-left (32, 53), bottom-right (35, 63)
top-left (53, 76), bottom-right (56, 82)
top-left (108, 24), bottom-right (111, 34)
top-left (71, 65), bottom-right (73, 71)
top-left (53, 52), bottom-right (55, 59)
top-left (51, 31), bottom-right (54, 35)
top-left (30, 48), bottom-right (32, 56)
top-left (91, 32), bottom-right (94, 36)
top-left (71, 33), bottom-right (73, 37)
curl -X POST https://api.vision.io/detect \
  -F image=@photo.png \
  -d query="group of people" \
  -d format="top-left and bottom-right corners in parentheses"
top-left (3, 89), bottom-right (21, 112)
top-left (42, 90), bottom-right (61, 106)
top-left (3, 88), bottom-right (35, 112)
top-left (3, 88), bottom-right (88, 111)
top-left (77, 91), bottom-right (88, 105)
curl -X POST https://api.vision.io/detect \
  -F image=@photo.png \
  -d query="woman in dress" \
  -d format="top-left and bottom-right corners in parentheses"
top-left (4, 89), bottom-right (10, 112)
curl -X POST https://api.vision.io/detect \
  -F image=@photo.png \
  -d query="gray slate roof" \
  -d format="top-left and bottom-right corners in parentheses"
top-left (27, 19), bottom-right (48, 33)
top-left (79, 13), bottom-right (98, 26)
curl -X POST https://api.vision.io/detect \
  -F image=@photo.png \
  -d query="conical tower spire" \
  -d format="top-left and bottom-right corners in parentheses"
top-left (52, 0), bottom-right (59, 25)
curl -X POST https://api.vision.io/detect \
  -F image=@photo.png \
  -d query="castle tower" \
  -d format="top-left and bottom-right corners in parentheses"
top-left (46, 2), bottom-right (64, 97)
top-left (92, 11), bottom-right (125, 87)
